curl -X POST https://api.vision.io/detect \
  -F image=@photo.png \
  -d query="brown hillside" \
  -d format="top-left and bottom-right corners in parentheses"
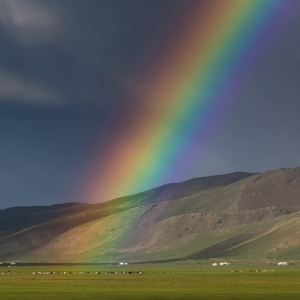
top-left (1, 167), bottom-right (300, 262)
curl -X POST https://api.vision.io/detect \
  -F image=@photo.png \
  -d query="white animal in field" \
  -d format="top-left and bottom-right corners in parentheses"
top-left (219, 262), bottom-right (230, 266)
top-left (278, 262), bottom-right (288, 266)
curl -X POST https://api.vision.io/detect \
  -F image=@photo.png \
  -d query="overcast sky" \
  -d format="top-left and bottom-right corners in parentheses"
top-left (0, 0), bottom-right (300, 209)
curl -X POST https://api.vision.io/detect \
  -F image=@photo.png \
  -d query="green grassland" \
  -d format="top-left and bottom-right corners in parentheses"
top-left (1, 261), bottom-right (300, 299)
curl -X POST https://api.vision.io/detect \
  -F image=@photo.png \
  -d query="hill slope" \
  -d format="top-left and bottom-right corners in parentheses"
top-left (1, 168), bottom-right (300, 262)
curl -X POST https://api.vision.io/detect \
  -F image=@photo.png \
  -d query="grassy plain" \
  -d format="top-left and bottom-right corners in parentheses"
top-left (0, 261), bottom-right (300, 299)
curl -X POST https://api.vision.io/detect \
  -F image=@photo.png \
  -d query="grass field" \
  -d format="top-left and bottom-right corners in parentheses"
top-left (1, 261), bottom-right (300, 299)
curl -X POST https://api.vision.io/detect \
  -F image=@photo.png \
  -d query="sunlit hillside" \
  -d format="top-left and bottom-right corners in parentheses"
top-left (1, 167), bottom-right (300, 263)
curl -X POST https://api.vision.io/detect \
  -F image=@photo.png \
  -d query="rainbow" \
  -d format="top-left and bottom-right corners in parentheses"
top-left (78, 0), bottom-right (286, 204)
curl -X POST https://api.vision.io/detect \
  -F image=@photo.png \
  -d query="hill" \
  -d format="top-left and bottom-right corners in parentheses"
top-left (1, 167), bottom-right (300, 262)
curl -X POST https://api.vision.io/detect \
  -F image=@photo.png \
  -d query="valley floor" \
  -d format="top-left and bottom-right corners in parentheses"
top-left (1, 262), bottom-right (300, 299)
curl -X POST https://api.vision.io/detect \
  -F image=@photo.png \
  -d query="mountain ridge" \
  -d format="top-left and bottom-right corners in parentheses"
top-left (1, 168), bottom-right (300, 262)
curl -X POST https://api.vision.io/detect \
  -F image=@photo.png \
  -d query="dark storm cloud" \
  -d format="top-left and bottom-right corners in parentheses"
top-left (0, 0), bottom-right (187, 111)
top-left (0, 0), bottom-right (62, 104)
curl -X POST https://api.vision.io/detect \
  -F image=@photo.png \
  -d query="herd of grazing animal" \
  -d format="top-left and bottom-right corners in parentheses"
top-left (1, 270), bottom-right (145, 276)
top-left (1, 270), bottom-right (278, 276)
top-left (228, 270), bottom-right (275, 273)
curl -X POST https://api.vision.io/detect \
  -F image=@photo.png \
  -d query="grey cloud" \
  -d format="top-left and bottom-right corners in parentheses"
top-left (0, 70), bottom-right (64, 104)
top-left (0, 0), bottom-right (60, 46)
top-left (0, 1), bottom-right (186, 108)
